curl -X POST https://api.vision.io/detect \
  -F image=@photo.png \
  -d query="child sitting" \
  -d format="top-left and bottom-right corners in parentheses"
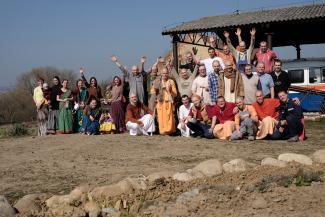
top-left (99, 109), bottom-right (116, 134)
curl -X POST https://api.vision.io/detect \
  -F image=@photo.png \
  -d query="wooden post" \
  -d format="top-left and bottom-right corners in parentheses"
top-left (172, 35), bottom-right (179, 72)
top-left (295, 44), bottom-right (301, 59)
top-left (267, 33), bottom-right (273, 50)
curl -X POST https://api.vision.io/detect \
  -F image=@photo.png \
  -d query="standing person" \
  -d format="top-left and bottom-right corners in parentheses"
top-left (72, 79), bottom-right (88, 132)
top-left (181, 51), bottom-right (196, 73)
top-left (192, 65), bottom-right (211, 104)
top-left (57, 79), bottom-right (74, 134)
top-left (218, 61), bottom-right (244, 103)
top-left (79, 67), bottom-right (102, 101)
top-left (125, 93), bottom-right (155, 136)
top-left (209, 36), bottom-right (237, 69)
top-left (208, 60), bottom-right (221, 105)
top-left (254, 41), bottom-right (277, 73)
top-left (47, 76), bottom-right (61, 134)
top-left (213, 96), bottom-right (236, 140)
top-left (256, 62), bottom-right (275, 98)
top-left (195, 47), bottom-right (225, 75)
top-left (81, 97), bottom-right (101, 135)
top-left (33, 77), bottom-right (47, 136)
top-left (110, 76), bottom-right (126, 133)
top-left (231, 97), bottom-right (258, 141)
top-left (177, 95), bottom-right (193, 137)
top-left (271, 59), bottom-right (291, 97)
top-left (242, 64), bottom-right (261, 104)
top-left (170, 64), bottom-right (198, 98)
top-left (224, 27), bottom-right (256, 73)
top-left (111, 55), bottom-right (146, 104)
top-left (272, 91), bottom-right (303, 142)
top-left (151, 68), bottom-right (177, 135)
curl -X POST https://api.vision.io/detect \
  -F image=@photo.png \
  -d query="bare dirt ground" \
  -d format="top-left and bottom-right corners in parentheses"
top-left (1, 120), bottom-right (325, 216)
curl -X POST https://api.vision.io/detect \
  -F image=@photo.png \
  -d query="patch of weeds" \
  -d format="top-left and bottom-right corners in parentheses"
top-left (8, 124), bottom-right (29, 137)
top-left (294, 168), bottom-right (323, 187)
top-left (253, 175), bottom-right (294, 193)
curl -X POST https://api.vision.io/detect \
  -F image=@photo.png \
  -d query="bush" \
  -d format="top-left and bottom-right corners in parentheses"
top-left (8, 124), bottom-right (29, 137)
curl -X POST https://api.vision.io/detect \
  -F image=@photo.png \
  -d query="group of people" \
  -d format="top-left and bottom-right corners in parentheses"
top-left (33, 27), bottom-right (304, 142)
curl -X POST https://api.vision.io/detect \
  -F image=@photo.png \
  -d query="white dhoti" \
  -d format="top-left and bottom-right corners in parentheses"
top-left (177, 123), bottom-right (191, 137)
top-left (126, 114), bottom-right (155, 136)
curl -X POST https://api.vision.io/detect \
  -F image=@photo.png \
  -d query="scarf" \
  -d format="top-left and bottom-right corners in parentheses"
top-left (224, 70), bottom-right (236, 93)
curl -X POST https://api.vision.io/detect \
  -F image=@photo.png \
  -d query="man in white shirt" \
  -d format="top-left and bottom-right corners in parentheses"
top-left (177, 95), bottom-right (193, 137)
top-left (196, 47), bottom-right (225, 75)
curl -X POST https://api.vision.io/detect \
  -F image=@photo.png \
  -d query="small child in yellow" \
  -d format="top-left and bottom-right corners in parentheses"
top-left (99, 109), bottom-right (116, 134)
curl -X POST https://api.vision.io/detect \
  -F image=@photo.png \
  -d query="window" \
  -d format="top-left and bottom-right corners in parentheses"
top-left (288, 69), bottom-right (304, 83)
top-left (309, 67), bottom-right (325, 83)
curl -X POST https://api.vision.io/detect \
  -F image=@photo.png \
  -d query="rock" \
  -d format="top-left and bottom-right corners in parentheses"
top-left (172, 172), bottom-right (194, 182)
top-left (0, 195), bottom-right (16, 217)
top-left (192, 159), bottom-right (223, 177)
top-left (84, 201), bottom-right (100, 217)
top-left (252, 196), bottom-right (268, 209)
top-left (48, 204), bottom-right (85, 217)
top-left (146, 171), bottom-right (175, 183)
top-left (312, 150), bottom-right (325, 164)
top-left (278, 153), bottom-right (313, 165)
top-left (222, 159), bottom-right (248, 173)
top-left (14, 194), bottom-right (46, 213)
top-left (91, 180), bottom-right (134, 200)
top-left (102, 207), bottom-right (120, 217)
top-left (261, 157), bottom-right (287, 168)
top-left (176, 188), bottom-right (200, 203)
top-left (186, 169), bottom-right (205, 179)
top-left (124, 177), bottom-right (147, 191)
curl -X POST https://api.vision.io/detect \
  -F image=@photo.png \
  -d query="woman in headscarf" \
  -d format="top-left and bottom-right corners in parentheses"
top-left (47, 76), bottom-right (61, 134)
top-left (57, 79), bottom-right (74, 134)
top-left (72, 79), bottom-right (88, 132)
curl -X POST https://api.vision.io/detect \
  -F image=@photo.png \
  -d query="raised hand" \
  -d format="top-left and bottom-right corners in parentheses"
top-left (111, 55), bottom-right (118, 62)
top-left (235, 27), bottom-right (241, 36)
top-left (250, 27), bottom-right (256, 36)
top-left (79, 67), bottom-right (84, 75)
top-left (223, 31), bottom-right (230, 38)
top-left (192, 47), bottom-right (198, 55)
top-left (141, 56), bottom-right (146, 64)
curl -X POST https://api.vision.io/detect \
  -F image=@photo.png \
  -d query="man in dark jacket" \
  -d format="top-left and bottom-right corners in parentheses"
top-left (271, 59), bottom-right (291, 97)
top-left (271, 91), bottom-right (303, 142)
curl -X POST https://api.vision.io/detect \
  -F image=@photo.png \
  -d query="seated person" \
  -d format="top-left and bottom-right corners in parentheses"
top-left (252, 90), bottom-right (280, 139)
top-left (186, 95), bottom-right (216, 139)
top-left (81, 97), bottom-right (101, 135)
top-left (231, 97), bottom-right (258, 141)
top-left (213, 96), bottom-right (236, 140)
top-left (271, 91), bottom-right (303, 142)
top-left (99, 109), bottom-right (116, 134)
top-left (125, 93), bottom-right (155, 136)
top-left (177, 95), bottom-right (193, 137)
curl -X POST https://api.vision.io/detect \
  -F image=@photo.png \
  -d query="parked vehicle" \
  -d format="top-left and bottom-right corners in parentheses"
top-left (282, 58), bottom-right (325, 112)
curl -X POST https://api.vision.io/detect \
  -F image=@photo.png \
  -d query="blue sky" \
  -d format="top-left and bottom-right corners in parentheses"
top-left (1, 0), bottom-right (324, 87)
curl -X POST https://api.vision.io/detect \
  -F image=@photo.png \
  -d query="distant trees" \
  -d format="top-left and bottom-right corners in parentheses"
top-left (0, 67), bottom-right (77, 124)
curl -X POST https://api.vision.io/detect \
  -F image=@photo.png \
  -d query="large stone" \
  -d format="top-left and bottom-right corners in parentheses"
top-left (48, 204), bottom-right (85, 217)
top-left (192, 159), bottom-right (223, 177)
top-left (222, 159), bottom-right (248, 173)
top-left (0, 195), bottom-right (16, 217)
top-left (14, 194), bottom-right (47, 214)
top-left (252, 196), bottom-right (268, 209)
top-left (91, 180), bottom-right (134, 200)
top-left (124, 177), bottom-right (147, 191)
top-left (312, 150), bottom-right (325, 164)
top-left (146, 171), bottom-right (175, 183)
top-left (172, 172), bottom-right (194, 182)
top-left (278, 153), bottom-right (313, 166)
top-left (84, 201), bottom-right (100, 217)
top-left (261, 157), bottom-right (287, 168)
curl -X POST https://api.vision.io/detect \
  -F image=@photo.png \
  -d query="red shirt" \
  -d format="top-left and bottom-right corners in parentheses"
top-left (214, 102), bottom-right (236, 124)
top-left (255, 49), bottom-right (277, 73)
top-left (188, 106), bottom-right (203, 121)
top-left (252, 98), bottom-right (280, 121)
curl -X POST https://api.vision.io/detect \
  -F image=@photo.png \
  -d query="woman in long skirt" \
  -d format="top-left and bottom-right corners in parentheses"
top-left (57, 79), bottom-right (74, 134)
top-left (109, 76), bottom-right (126, 133)
top-left (72, 79), bottom-right (88, 132)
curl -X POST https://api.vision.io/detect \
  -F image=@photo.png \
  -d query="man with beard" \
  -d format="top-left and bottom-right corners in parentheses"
top-left (242, 64), bottom-right (261, 104)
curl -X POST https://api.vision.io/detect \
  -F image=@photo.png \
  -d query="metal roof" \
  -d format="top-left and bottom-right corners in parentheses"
top-left (162, 3), bottom-right (325, 35)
